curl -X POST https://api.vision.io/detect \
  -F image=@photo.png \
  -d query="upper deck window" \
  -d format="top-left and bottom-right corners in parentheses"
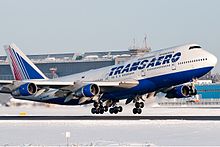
top-left (189, 46), bottom-right (202, 50)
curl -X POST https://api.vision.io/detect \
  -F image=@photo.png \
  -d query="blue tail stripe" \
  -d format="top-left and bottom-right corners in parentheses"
top-left (19, 56), bottom-right (44, 79)
top-left (15, 51), bottom-right (30, 79)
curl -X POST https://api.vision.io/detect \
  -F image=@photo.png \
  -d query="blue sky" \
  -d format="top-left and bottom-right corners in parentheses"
top-left (0, 0), bottom-right (219, 72)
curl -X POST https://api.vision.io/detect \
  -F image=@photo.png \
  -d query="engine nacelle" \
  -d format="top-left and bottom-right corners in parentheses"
top-left (12, 83), bottom-right (37, 96)
top-left (165, 85), bottom-right (197, 98)
top-left (75, 84), bottom-right (100, 98)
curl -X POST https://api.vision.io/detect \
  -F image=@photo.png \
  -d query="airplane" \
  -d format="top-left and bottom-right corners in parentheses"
top-left (0, 43), bottom-right (217, 114)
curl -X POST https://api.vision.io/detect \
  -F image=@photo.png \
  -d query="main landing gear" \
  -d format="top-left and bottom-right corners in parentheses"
top-left (109, 106), bottom-right (123, 114)
top-left (91, 102), bottom-right (108, 114)
top-left (91, 100), bottom-right (123, 114)
top-left (133, 101), bottom-right (144, 114)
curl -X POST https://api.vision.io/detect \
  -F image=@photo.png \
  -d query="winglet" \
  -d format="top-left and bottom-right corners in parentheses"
top-left (4, 43), bottom-right (48, 80)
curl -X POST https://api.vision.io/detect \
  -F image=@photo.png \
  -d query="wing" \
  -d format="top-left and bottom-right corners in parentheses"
top-left (0, 80), bottom-right (14, 93)
top-left (0, 79), bottom-right (139, 95)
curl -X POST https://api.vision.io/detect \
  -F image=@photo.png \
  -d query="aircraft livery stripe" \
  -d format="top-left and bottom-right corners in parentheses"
top-left (9, 48), bottom-right (23, 80)
top-left (11, 48), bottom-right (26, 80)
top-left (7, 47), bottom-right (22, 80)
top-left (8, 48), bottom-right (22, 80)
top-left (16, 52), bottom-right (30, 79)
top-left (9, 54), bottom-right (20, 80)
top-left (12, 49), bottom-right (27, 79)
top-left (12, 49), bottom-right (30, 79)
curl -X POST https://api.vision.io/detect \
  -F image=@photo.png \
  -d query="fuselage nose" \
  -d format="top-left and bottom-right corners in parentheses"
top-left (209, 53), bottom-right (218, 67)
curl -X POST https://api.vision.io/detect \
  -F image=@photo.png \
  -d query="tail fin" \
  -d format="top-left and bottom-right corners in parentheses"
top-left (4, 43), bottom-right (48, 80)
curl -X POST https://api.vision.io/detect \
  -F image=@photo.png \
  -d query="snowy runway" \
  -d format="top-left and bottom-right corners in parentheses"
top-left (1, 106), bottom-right (220, 146)
top-left (0, 119), bottom-right (220, 146)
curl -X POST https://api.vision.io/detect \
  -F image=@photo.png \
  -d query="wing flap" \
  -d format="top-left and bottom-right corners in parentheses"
top-left (0, 80), bottom-right (13, 85)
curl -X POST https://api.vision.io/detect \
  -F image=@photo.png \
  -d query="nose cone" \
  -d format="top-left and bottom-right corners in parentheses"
top-left (210, 53), bottom-right (218, 67)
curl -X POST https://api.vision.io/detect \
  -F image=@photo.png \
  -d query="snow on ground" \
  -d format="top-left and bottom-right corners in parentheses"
top-left (0, 119), bottom-right (220, 146)
top-left (1, 106), bottom-right (220, 146)
top-left (1, 104), bottom-right (220, 116)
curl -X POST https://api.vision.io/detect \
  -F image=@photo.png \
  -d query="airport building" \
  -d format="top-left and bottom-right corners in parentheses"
top-left (0, 46), bottom-right (152, 79)
top-left (196, 83), bottom-right (220, 99)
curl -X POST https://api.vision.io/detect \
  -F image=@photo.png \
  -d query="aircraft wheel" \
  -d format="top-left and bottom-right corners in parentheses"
top-left (114, 107), bottom-right (119, 114)
top-left (91, 108), bottom-right (96, 114)
top-left (135, 102), bottom-right (140, 108)
top-left (118, 106), bottom-right (123, 112)
top-left (109, 108), bottom-right (114, 114)
top-left (104, 106), bottom-right (108, 112)
top-left (99, 108), bottom-right (104, 114)
top-left (140, 102), bottom-right (144, 108)
top-left (137, 108), bottom-right (142, 114)
top-left (133, 108), bottom-right (137, 114)
top-left (95, 108), bottom-right (100, 114)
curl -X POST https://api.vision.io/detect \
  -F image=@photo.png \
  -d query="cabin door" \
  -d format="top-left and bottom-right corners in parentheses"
top-left (171, 62), bottom-right (177, 70)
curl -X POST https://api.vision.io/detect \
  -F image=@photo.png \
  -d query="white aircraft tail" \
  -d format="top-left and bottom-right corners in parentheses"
top-left (4, 43), bottom-right (48, 80)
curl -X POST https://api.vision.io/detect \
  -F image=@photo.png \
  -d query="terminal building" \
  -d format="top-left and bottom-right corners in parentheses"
top-left (196, 83), bottom-right (220, 99)
top-left (0, 46), bottom-right (151, 79)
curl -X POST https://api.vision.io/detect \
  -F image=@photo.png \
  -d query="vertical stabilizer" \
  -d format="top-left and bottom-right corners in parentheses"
top-left (4, 43), bottom-right (48, 80)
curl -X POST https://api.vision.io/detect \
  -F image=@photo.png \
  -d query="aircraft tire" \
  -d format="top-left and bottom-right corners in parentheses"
top-left (91, 108), bottom-right (96, 114)
top-left (99, 108), bottom-right (104, 114)
top-left (104, 106), bottom-right (108, 112)
top-left (114, 107), bottom-right (119, 114)
top-left (95, 108), bottom-right (100, 114)
top-left (109, 108), bottom-right (114, 114)
top-left (137, 108), bottom-right (142, 114)
top-left (140, 102), bottom-right (144, 108)
top-left (133, 108), bottom-right (137, 114)
top-left (118, 106), bottom-right (123, 112)
top-left (135, 102), bottom-right (140, 108)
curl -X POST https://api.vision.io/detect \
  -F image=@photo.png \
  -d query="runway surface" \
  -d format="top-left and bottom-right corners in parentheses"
top-left (2, 107), bottom-right (220, 146)
top-left (1, 115), bottom-right (220, 120)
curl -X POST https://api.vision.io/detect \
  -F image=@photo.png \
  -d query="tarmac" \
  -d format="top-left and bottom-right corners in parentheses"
top-left (1, 106), bottom-right (220, 146)
top-left (1, 115), bottom-right (220, 120)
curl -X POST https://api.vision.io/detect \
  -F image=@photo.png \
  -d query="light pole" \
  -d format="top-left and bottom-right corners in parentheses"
top-left (65, 131), bottom-right (71, 146)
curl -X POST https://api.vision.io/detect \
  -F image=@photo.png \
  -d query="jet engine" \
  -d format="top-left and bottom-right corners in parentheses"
top-left (12, 83), bottom-right (38, 96)
top-left (165, 85), bottom-right (197, 98)
top-left (75, 84), bottom-right (100, 98)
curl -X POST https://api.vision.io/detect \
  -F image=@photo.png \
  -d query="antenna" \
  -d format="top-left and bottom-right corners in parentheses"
top-left (144, 34), bottom-right (147, 49)
top-left (143, 33), bottom-right (151, 51)
top-left (133, 38), bottom-right (136, 49)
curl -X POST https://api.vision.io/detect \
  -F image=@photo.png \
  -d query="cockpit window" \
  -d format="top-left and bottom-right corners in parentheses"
top-left (189, 46), bottom-right (202, 50)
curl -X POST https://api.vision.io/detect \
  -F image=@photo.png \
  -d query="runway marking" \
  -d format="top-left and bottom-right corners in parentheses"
top-left (1, 116), bottom-right (220, 120)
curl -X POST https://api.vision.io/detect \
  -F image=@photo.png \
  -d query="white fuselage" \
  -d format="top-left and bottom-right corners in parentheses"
top-left (15, 44), bottom-right (217, 104)
top-left (57, 44), bottom-right (216, 84)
